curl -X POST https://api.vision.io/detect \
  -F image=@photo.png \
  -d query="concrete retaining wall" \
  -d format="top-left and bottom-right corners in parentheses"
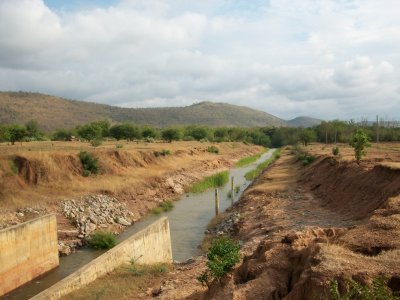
top-left (0, 214), bottom-right (59, 296)
top-left (31, 217), bottom-right (172, 300)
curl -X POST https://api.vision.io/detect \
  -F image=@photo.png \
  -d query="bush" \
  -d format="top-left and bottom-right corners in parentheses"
top-left (332, 147), bottom-right (340, 156)
top-left (198, 237), bottom-right (240, 286)
top-left (207, 146), bottom-right (219, 154)
top-left (90, 138), bottom-right (102, 147)
top-left (88, 232), bottom-right (117, 249)
top-left (116, 144), bottom-right (124, 149)
top-left (154, 149), bottom-right (171, 157)
top-left (350, 129), bottom-right (371, 164)
top-left (79, 151), bottom-right (100, 176)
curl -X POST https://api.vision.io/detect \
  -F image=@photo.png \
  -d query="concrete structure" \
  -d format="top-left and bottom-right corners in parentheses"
top-left (0, 214), bottom-right (59, 296)
top-left (31, 217), bottom-right (172, 300)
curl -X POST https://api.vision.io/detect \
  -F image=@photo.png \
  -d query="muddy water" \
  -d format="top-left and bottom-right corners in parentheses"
top-left (4, 149), bottom-right (275, 299)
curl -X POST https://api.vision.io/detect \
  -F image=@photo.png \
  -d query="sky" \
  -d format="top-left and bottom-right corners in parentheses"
top-left (0, 0), bottom-right (399, 120)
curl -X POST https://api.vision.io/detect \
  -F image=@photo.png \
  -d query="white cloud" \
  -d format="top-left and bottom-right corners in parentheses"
top-left (0, 0), bottom-right (399, 120)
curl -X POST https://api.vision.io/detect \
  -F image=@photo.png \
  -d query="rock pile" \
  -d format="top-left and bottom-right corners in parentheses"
top-left (61, 195), bottom-right (135, 238)
top-left (204, 212), bottom-right (241, 236)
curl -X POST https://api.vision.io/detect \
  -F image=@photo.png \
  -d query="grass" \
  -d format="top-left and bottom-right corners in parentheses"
top-left (244, 149), bottom-right (280, 180)
top-left (190, 171), bottom-right (230, 193)
top-left (151, 201), bottom-right (174, 214)
top-left (207, 146), bottom-right (219, 154)
top-left (62, 263), bottom-right (172, 300)
top-left (235, 148), bottom-right (268, 167)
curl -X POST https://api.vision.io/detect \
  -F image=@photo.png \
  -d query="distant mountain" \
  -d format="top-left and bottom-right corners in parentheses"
top-left (0, 92), bottom-right (320, 131)
top-left (287, 116), bottom-right (322, 127)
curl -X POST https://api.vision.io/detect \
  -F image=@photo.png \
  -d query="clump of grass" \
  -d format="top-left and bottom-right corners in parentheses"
top-left (235, 148), bottom-right (268, 167)
top-left (9, 160), bottom-right (18, 174)
top-left (227, 190), bottom-right (233, 199)
top-left (151, 207), bottom-right (162, 215)
top-left (244, 149), bottom-right (280, 180)
top-left (190, 171), bottom-right (229, 193)
top-left (116, 144), bottom-right (124, 149)
top-left (154, 149), bottom-right (171, 157)
top-left (291, 145), bottom-right (315, 166)
top-left (128, 262), bottom-right (169, 277)
top-left (88, 232), bottom-right (117, 249)
top-left (332, 146), bottom-right (340, 156)
top-left (328, 277), bottom-right (399, 300)
top-left (160, 201), bottom-right (174, 212)
top-left (151, 201), bottom-right (174, 214)
top-left (235, 185), bottom-right (241, 194)
top-left (79, 151), bottom-right (100, 176)
top-left (207, 146), bottom-right (220, 154)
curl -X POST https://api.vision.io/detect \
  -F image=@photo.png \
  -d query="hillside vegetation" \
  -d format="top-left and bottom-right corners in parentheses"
top-left (0, 92), bottom-right (319, 131)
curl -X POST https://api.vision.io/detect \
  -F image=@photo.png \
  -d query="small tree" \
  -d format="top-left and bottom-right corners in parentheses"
top-left (350, 129), bottom-right (371, 164)
top-left (161, 127), bottom-right (183, 142)
top-left (6, 125), bottom-right (27, 145)
top-left (197, 237), bottom-right (240, 287)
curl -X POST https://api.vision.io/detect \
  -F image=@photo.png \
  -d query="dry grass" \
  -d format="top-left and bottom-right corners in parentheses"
top-left (0, 141), bottom-right (262, 208)
top-left (61, 263), bottom-right (173, 300)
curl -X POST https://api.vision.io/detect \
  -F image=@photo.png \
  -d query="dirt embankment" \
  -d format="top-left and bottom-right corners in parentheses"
top-left (147, 145), bottom-right (400, 300)
top-left (0, 141), bottom-right (261, 254)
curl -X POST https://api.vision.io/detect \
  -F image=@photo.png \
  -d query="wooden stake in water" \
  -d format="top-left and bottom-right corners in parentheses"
top-left (231, 176), bottom-right (234, 206)
top-left (215, 188), bottom-right (219, 216)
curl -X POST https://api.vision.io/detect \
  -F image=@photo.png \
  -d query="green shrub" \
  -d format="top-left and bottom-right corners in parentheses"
top-left (154, 149), bottom-right (171, 157)
top-left (190, 171), bottom-right (229, 193)
top-left (144, 137), bottom-right (155, 143)
top-left (329, 277), bottom-right (399, 300)
top-left (88, 232), bottom-right (117, 249)
top-left (116, 144), bottom-right (124, 149)
top-left (79, 151), bottom-right (100, 176)
top-left (207, 146), bottom-right (219, 154)
top-left (90, 138), bottom-right (102, 147)
top-left (332, 147), bottom-right (340, 156)
top-left (198, 237), bottom-right (240, 286)
top-left (183, 136), bottom-right (195, 141)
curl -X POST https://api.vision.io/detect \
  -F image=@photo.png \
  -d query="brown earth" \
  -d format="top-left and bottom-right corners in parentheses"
top-left (0, 140), bottom-right (262, 250)
top-left (87, 143), bottom-right (399, 300)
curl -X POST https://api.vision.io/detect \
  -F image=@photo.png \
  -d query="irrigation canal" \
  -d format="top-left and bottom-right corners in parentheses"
top-left (4, 149), bottom-right (275, 299)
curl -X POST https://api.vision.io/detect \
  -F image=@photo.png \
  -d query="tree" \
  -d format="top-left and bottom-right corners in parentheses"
top-left (299, 129), bottom-right (316, 146)
top-left (161, 127), bottom-right (183, 142)
top-left (25, 120), bottom-right (41, 139)
top-left (52, 129), bottom-right (74, 141)
top-left (141, 126), bottom-right (159, 139)
top-left (350, 129), bottom-right (371, 164)
top-left (76, 123), bottom-right (103, 141)
top-left (6, 125), bottom-right (27, 145)
top-left (109, 124), bottom-right (141, 141)
top-left (185, 125), bottom-right (212, 141)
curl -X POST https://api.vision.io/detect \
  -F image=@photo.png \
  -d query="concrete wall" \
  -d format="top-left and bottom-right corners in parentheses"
top-left (31, 217), bottom-right (172, 300)
top-left (0, 214), bottom-right (59, 296)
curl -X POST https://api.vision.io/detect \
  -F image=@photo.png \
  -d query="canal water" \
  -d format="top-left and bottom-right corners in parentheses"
top-left (4, 149), bottom-right (275, 299)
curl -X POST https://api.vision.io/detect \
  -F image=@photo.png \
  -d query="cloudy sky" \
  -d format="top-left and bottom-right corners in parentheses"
top-left (0, 0), bottom-right (399, 120)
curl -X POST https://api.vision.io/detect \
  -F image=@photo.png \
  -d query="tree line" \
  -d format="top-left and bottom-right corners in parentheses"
top-left (0, 119), bottom-right (399, 147)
